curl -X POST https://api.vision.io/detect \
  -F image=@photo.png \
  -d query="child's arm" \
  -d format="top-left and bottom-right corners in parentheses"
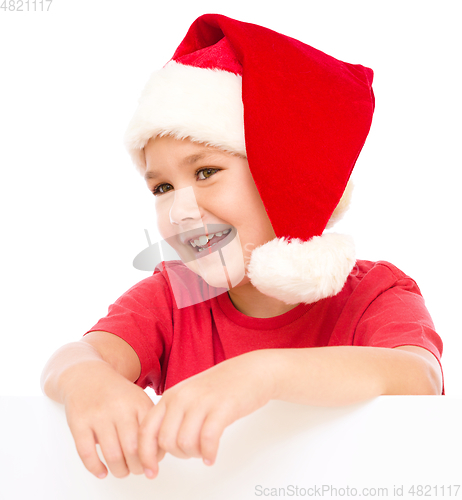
top-left (40, 332), bottom-right (154, 479)
top-left (268, 344), bottom-right (442, 403)
top-left (137, 344), bottom-right (442, 478)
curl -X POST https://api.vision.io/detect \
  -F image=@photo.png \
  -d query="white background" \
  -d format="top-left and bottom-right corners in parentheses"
top-left (1, 0), bottom-right (460, 396)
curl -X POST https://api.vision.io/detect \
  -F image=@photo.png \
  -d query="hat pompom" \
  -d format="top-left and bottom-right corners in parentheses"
top-left (247, 233), bottom-right (356, 305)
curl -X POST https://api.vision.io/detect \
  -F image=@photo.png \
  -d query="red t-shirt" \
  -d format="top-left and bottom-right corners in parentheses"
top-left (84, 260), bottom-right (444, 395)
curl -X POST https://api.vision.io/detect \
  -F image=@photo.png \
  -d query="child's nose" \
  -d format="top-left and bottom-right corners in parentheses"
top-left (168, 186), bottom-right (202, 225)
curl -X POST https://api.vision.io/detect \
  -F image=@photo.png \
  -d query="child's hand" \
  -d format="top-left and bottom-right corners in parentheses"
top-left (138, 350), bottom-right (274, 478)
top-left (63, 363), bottom-right (154, 479)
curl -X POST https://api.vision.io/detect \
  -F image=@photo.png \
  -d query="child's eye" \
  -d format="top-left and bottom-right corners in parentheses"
top-left (152, 183), bottom-right (173, 196)
top-left (197, 168), bottom-right (219, 180)
top-left (151, 168), bottom-right (220, 196)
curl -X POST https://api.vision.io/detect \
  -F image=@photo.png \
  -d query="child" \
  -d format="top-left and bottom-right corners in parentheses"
top-left (41, 13), bottom-right (444, 481)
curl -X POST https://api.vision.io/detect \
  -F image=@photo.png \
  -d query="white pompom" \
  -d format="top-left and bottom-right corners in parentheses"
top-left (247, 233), bottom-right (356, 305)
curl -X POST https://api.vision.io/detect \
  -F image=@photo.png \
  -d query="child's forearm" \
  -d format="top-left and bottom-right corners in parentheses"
top-left (262, 346), bottom-right (439, 407)
top-left (40, 342), bottom-right (117, 403)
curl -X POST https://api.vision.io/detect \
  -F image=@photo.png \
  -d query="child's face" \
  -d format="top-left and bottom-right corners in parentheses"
top-left (143, 135), bottom-right (276, 289)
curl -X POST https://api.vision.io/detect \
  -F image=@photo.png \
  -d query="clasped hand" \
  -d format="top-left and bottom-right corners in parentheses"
top-left (139, 350), bottom-right (274, 479)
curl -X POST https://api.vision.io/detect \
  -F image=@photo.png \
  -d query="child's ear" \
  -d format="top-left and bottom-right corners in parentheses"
top-left (325, 180), bottom-right (354, 229)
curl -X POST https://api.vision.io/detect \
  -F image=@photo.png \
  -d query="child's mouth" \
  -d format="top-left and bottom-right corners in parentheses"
top-left (188, 228), bottom-right (232, 254)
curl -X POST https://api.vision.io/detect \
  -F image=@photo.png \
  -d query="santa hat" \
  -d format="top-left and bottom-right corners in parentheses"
top-left (124, 14), bottom-right (375, 305)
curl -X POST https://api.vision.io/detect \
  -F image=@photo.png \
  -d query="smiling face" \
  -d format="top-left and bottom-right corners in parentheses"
top-left (143, 135), bottom-right (276, 289)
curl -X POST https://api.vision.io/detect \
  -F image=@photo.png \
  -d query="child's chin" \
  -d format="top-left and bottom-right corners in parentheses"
top-left (185, 261), bottom-right (247, 290)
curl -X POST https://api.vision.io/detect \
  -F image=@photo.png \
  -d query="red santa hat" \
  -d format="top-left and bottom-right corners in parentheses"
top-left (124, 14), bottom-right (375, 305)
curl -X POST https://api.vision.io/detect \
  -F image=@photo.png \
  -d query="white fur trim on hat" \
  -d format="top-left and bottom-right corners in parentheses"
top-left (247, 233), bottom-right (356, 305)
top-left (124, 61), bottom-right (245, 176)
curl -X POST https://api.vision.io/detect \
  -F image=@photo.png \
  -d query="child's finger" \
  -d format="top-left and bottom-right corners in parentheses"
top-left (72, 426), bottom-right (108, 479)
top-left (116, 419), bottom-right (144, 475)
top-left (176, 409), bottom-right (206, 458)
top-left (157, 447), bottom-right (167, 462)
top-left (96, 425), bottom-right (130, 478)
top-left (138, 403), bottom-right (166, 478)
top-left (156, 406), bottom-right (190, 459)
top-left (199, 411), bottom-right (228, 466)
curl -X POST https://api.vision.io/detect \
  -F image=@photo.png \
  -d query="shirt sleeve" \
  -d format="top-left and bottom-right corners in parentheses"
top-left (353, 272), bottom-right (444, 394)
top-left (83, 272), bottom-right (174, 393)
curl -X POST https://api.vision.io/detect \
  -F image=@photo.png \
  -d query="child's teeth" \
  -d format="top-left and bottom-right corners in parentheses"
top-left (191, 229), bottom-right (232, 249)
